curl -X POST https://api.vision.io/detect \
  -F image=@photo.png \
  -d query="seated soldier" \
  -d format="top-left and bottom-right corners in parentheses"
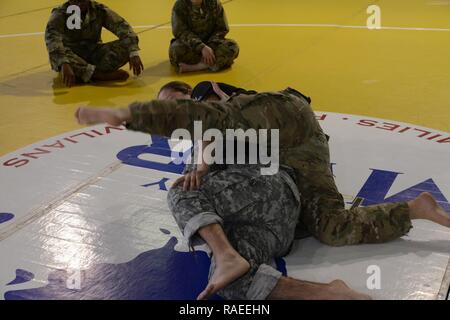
top-left (45, 0), bottom-right (144, 87)
top-left (170, 0), bottom-right (239, 73)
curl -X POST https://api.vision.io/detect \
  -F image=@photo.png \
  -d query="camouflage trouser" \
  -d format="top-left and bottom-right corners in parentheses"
top-left (167, 165), bottom-right (300, 300)
top-left (49, 39), bottom-right (130, 83)
top-left (169, 38), bottom-right (239, 71)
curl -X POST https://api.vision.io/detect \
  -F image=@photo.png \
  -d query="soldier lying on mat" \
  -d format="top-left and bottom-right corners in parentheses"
top-left (158, 80), bottom-right (257, 102)
top-left (74, 87), bottom-right (450, 300)
top-left (45, 0), bottom-right (144, 87)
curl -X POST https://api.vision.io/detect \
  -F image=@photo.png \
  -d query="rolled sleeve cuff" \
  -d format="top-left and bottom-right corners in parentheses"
top-left (246, 264), bottom-right (282, 300)
top-left (195, 42), bottom-right (206, 52)
top-left (81, 64), bottom-right (96, 83)
top-left (129, 50), bottom-right (140, 58)
top-left (184, 212), bottom-right (223, 247)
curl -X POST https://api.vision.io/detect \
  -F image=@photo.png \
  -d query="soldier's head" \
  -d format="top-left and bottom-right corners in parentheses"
top-left (68, 0), bottom-right (90, 13)
top-left (191, 0), bottom-right (203, 6)
top-left (158, 81), bottom-right (193, 100)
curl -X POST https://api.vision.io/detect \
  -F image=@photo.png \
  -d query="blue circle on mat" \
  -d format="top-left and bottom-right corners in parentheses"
top-left (0, 213), bottom-right (14, 224)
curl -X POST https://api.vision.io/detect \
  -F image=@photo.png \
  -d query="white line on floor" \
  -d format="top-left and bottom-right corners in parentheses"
top-left (0, 160), bottom-right (123, 242)
top-left (0, 31), bottom-right (45, 38)
top-left (1, 23), bottom-right (450, 39)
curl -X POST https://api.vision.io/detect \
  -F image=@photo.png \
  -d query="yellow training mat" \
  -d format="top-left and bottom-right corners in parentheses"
top-left (0, 0), bottom-right (449, 155)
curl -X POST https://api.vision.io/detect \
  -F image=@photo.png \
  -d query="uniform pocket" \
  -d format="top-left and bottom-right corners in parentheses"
top-left (204, 167), bottom-right (262, 215)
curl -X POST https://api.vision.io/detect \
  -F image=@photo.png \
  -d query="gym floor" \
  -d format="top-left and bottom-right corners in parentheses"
top-left (0, 0), bottom-right (449, 300)
top-left (1, 0), bottom-right (450, 155)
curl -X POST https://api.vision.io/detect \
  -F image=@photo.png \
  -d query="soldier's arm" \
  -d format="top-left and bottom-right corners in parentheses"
top-left (125, 99), bottom-right (240, 138)
top-left (208, 1), bottom-right (230, 43)
top-left (45, 9), bottom-right (71, 69)
top-left (172, 1), bottom-right (205, 52)
top-left (102, 5), bottom-right (140, 54)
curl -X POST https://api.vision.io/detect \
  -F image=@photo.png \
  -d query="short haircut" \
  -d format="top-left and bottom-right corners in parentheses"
top-left (158, 81), bottom-right (192, 97)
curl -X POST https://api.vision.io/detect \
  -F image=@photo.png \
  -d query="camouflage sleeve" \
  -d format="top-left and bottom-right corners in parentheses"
top-left (102, 5), bottom-right (140, 53)
top-left (126, 99), bottom-right (240, 138)
top-left (172, 1), bottom-right (205, 51)
top-left (45, 8), bottom-right (71, 69)
top-left (208, 1), bottom-right (230, 43)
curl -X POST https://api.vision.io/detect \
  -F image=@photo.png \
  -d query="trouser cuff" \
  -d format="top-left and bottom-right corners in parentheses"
top-left (246, 264), bottom-right (282, 300)
top-left (183, 212), bottom-right (223, 248)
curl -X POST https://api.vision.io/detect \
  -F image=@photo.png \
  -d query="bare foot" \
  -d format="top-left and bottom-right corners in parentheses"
top-left (76, 107), bottom-right (125, 126)
top-left (92, 70), bottom-right (129, 82)
top-left (197, 251), bottom-right (250, 300)
top-left (178, 62), bottom-right (209, 73)
top-left (409, 192), bottom-right (450, 228)
top-left (326, 280), bottom-right (372, 300)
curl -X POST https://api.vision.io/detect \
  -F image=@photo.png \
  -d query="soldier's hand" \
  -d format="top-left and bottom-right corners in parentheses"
top-left (61, 63), bottom-right (76, 87)
top-left (201, 46), bottom-right (216, 66)
top-left (129, 56), bottom-right (144, 76)
top-left (173, 163), bottom-right (210, 191)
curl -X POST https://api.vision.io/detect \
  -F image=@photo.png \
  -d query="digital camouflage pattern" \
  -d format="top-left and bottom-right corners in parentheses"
top-left (126, 87), bottom-right (413, 246)
top-left (45, 0), bottom-right (139, 82)
top-left (170, 0), bottom-right (239, 70)
top-left (168, 164), bottom-right (300, 299)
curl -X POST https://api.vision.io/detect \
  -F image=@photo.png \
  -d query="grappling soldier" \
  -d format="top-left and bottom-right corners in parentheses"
top-left (75, 88), bottom-right (450, 300)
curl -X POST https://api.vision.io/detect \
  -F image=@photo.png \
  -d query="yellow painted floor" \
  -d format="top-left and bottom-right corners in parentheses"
top-left (0, 0), bottom-right (449, 156)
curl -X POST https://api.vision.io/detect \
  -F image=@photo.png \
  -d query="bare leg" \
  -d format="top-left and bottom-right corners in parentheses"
top-left (91, 69), bottom-right (129, 82)
top-left (408, 192), bottom-right (450, 228)
top-left (178, 62), bottom-right (210, 73)
top-left (268, 277), bottom-right (372, 300)
top-left (196, 223), bottom-right (250, 300)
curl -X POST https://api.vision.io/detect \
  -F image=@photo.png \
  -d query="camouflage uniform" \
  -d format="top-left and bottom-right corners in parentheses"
top-left (168, 164), bottom-right (300, 300)
top-left (170, 0), bottom-right (239, 71)
top-left (126, 87), bottom-right (413, 247)
top-left (45, 1), bottom-right (139, 82)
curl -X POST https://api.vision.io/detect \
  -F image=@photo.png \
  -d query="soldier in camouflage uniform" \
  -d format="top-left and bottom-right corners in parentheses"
top-left (170, 0), bottom-right (239, 73)
top-left (45, 0), bottom-right (144, 87)
top-left (168, 163), bottom-right (301, 300)
top-left (75, 88), bottom-right (450, 300)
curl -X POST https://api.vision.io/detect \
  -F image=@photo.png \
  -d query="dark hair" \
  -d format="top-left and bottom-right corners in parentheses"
top-left (158, 81), bottom-right (192, 97)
